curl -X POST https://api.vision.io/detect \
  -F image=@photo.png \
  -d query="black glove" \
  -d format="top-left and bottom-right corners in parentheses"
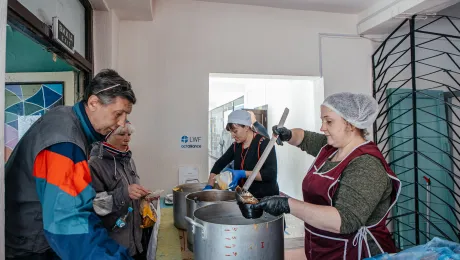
top-left (251, 196), bottom-right (290, 216)
top-left (272, 126), bottom-right (292, 146)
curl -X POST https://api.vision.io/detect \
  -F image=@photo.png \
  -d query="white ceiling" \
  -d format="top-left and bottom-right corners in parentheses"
top-left (196, 0), bottom-right (382, 14)
top-left (90, 0), bottom-right (154, 20)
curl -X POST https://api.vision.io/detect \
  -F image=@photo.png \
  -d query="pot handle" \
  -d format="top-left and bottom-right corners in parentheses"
top-left (184, 216), bottom-right (206, 238)
top-left (185, 179), bottom-right (200, 183)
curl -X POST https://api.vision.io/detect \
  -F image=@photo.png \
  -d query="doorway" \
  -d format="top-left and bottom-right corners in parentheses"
top-left (388, 89), bottom-right (458, 248)
top-left (208, 73), bottom-right (324, 200)
top-left (4, 25), bottom-right (83, 161)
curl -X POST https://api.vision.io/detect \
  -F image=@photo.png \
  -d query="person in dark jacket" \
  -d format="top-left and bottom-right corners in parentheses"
top-left (217, 110), bottom-right (271, 170)
top-left (5, 69), bottom-right (135, 259)
top-left (89, 122), bottom-right (152, 259)
top-left (204, 110), bottom-right (279, 199)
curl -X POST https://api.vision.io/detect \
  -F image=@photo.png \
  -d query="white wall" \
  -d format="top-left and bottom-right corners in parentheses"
top-left (110, 10), bottom-right (119, 70)
top-left (208, 76), bottom-right (246, 110)
top-left (93, 10), bottom-right (120, 73)
top-left (116, 0), bottom-right (374, 194)
top-left (243, 83), bottom-right (266, 109)
top-left (322, 36), bottom-right (374, 97)
top-left (93, 11), bottom-right (110, 72)
top-left (264, 79), bottom-right (320, 199)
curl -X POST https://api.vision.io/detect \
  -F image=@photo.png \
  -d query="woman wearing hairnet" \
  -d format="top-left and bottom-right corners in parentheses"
top-left (205, 110), bottom-right (279, 199)
top-left (252, 92), bottom-right (401, 259)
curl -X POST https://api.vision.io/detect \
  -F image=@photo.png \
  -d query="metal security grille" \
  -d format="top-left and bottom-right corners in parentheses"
top-left (373, 15), bottom-right (460, 249)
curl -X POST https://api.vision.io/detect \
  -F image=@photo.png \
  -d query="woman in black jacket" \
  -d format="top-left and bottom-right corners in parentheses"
top-left (205, 110), bottom-right (279, 199)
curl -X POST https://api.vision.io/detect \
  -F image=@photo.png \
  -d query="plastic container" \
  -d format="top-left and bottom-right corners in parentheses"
top-left (215, 170), bottom-right (232, 190)
top-left (113, 207), bottom-right (133, 230)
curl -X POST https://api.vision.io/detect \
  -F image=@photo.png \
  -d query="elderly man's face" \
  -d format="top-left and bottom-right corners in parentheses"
top-left (87, 96), bottom-right (133, 135)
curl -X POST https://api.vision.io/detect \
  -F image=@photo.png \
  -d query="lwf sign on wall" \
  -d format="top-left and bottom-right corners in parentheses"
top-left (180, 135), bottom-right (203, 149)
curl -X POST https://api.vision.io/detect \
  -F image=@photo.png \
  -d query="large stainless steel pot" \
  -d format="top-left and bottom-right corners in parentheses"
top-left (185, 190), bottom-right (235, 251)
top-left (173, 183), bottom-right (206, 230)
top-left (185, 203), bottom-right (284, 260)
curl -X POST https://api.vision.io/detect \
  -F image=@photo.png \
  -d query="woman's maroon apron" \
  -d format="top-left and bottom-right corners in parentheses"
top-left (302, 141), bottom-right (401, 259)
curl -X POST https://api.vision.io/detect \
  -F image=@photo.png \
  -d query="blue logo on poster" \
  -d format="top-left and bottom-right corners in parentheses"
top-left (180, 135), bottom-right (202, 149)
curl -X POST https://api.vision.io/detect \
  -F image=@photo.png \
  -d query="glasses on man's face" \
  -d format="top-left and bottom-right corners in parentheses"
top-left (94, 82), bottom-right (132, 95)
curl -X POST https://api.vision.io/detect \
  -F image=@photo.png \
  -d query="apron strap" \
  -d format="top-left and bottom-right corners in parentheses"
top-left (352, 226), bottom-right (385, 259)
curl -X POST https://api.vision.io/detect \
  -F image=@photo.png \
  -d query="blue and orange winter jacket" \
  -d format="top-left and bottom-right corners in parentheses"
top-left (31, 102), bottom-right (132, 259)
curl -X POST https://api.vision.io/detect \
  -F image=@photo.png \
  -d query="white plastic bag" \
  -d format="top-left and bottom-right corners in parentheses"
top-left (145, 189), bottom-right (164, 200)
top-left (146, 199), bottom-right (161, 260)
top-left (215, 171), bottom-right (232, 190)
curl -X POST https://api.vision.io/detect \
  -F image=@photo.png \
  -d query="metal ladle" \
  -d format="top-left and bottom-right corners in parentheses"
top-left (236, 108), bottom-right (289, 219)
top-left (236, 186), bottom-right (263, 219)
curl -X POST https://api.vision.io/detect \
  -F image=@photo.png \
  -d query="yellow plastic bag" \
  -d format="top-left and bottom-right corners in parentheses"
top-left (140, 199), bottom-right (157, 229)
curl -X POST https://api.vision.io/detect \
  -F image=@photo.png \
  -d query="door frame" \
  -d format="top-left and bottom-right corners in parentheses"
top-left (0, 0), bottom-right (7, 257)
top-left (7, 0), bottom-right (94, 79)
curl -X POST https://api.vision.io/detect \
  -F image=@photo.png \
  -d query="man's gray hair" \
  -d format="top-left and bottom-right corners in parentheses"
top-left (83, 69), bottom-right (136, 105)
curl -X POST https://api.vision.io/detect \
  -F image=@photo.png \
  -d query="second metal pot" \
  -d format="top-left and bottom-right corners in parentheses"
top-left (173, 183), bottom-right (206, 230)
top-left (185, 190), bottom-right (235, 251)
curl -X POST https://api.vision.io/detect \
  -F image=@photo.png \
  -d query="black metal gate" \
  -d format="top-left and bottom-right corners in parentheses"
top-left (373, 15), bottom-right (460, 249)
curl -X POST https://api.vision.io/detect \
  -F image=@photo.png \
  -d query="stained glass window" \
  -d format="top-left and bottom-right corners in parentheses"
top-left (5, 82), bottom-right (64, 160)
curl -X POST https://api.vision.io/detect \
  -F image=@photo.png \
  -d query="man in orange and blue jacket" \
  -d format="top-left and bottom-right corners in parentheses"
top-left (5, 69), bottom-right (136, 259)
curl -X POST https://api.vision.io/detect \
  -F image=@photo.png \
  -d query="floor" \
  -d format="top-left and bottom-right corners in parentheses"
top-left (284, 213), bottom-right (307, 259)
top-left (284, 213), bottom-right (305, 242)
top-left (285, 248), bottom-right (307, 260)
